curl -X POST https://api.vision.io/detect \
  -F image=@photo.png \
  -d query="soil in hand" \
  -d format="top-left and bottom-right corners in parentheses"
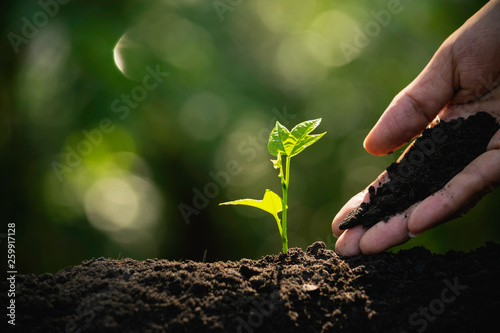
top-left (340, 111), bottom-right (500, 230)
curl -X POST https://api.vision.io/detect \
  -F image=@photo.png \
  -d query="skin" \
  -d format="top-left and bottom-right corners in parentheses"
top-left (332, 0), bottom-right (500, 256)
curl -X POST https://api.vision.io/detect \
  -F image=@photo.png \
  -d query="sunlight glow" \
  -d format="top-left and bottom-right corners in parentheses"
top-left (113, 34), bottom-right (127, 76)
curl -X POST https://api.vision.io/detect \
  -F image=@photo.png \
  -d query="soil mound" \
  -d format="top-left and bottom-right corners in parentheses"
top-left (3, 241), bottom-right (500, 332)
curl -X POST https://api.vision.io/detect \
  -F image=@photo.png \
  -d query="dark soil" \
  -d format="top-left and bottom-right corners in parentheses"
top-left (340, 112), bottom-right (500, 230)
top-left (3, 241), bottom-right (500, 333)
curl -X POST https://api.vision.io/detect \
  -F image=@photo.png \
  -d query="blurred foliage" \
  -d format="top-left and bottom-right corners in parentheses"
top-left (1, 0), bottom-right (498, 274)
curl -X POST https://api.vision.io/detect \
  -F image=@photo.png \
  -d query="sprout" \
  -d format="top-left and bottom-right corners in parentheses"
top-left (220, 119), bottom-right (326, 253)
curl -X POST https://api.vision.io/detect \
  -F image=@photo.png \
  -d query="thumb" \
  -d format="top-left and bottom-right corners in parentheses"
top-left (364, 42), bottom-right (456, 156)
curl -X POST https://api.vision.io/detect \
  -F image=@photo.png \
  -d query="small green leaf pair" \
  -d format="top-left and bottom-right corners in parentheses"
top-left (268, 119), bottom-right (326, 158)
top-left (220, 119), bottom-right (326, 253)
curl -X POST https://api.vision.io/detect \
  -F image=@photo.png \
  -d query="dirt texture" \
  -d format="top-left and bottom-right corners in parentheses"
top-left (340, 112), bottom-right (500, 230)
top-left (3, 241), bottom-right (499, 333)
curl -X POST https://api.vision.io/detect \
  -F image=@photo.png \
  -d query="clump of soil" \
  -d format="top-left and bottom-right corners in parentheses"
top-left (3, 241), bottom-right (500, 332)
top-left (340, 112), bottom-right (500, 230)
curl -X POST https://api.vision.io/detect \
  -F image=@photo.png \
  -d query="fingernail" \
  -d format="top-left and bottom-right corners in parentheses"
top-left (408, 232), bottom-right (421, 239)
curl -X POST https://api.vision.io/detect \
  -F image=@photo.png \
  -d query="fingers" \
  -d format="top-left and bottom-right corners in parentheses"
top-left (331, 190), bottom-right (369, 238)
top-left (332, 170), bottom-right (390, 237)
top-left (363, 41), bottom-right (455, 156)
top-left (335, 148), bottom-right (500, 256)
top-left (408, 148), bottom-right (500, 235)
top-left (335, 210), bottom-right (413, 256)
top-left (335, 225), bottom-right (365, 256)
top-left (334, 130), bottom-right (500, 256)
top-left (332, 174), bottom-right (410, 256)
top-left (358, 211), bottom-right (413, 255)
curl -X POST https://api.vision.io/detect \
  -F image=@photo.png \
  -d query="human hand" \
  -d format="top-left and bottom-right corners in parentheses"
top-left (332, 0), bottom-right (500, 256)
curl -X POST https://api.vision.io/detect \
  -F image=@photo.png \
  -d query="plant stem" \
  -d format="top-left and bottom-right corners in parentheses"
top-left (281, 156), bottom-right (291, 254)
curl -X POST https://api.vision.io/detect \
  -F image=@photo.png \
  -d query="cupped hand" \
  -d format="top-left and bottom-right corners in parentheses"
top-left (332, 0), bottom-right (500, 256)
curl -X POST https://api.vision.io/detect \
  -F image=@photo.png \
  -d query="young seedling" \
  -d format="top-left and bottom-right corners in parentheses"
top-left (220, 119), bottom-right (326, 253)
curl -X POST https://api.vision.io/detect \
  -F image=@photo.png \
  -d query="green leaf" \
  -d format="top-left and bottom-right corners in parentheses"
top-left (268, 119), bottom-right (326, 158)
top-left (219, 189), bottom-right (283, 216)
top-left (220, 189), bottom-right (285, 235)
top-left (288, 119), bottom-right (326, 157)
top-left (268, 122), bottom-right (289, 157)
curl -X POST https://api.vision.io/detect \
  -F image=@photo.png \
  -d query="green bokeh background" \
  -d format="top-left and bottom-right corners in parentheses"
top-left (1, 0), bottom-right (498, 274)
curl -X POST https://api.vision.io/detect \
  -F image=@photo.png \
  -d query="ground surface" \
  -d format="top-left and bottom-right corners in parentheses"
top-left (3, 241), bottom-right (499, 333)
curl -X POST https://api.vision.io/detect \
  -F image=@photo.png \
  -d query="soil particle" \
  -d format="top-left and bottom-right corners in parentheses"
top-left (3, 241), bottom-right (500, 333)
top-left (340, 112), bottom-right (500, 230)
